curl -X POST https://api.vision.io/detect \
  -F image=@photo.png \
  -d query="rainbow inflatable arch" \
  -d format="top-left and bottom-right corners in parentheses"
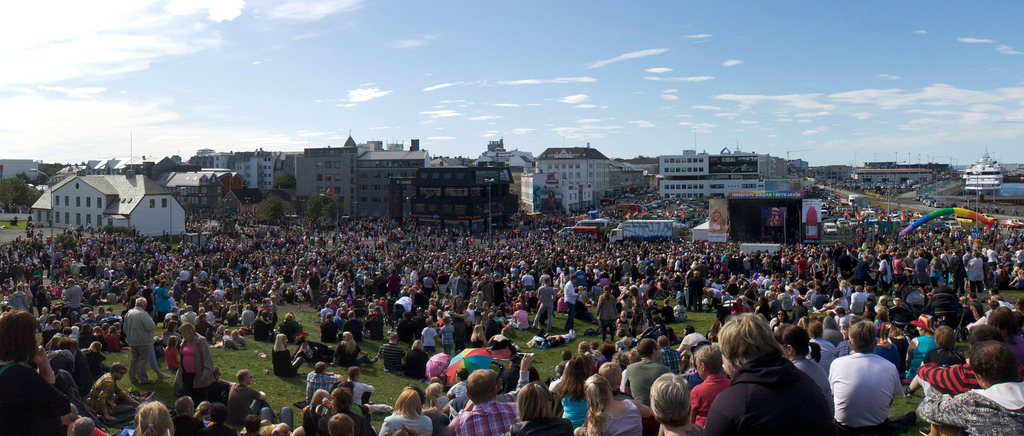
top-left (899, 208), bottom-right (994, 236)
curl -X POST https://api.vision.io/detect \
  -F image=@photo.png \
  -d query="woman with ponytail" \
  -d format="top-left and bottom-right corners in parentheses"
top-left (576, 374), bottom-right (647, 436)
top-left (134, 401), bottom-right (173, 436)
top-left (775, 324), bottom-right (832, 414)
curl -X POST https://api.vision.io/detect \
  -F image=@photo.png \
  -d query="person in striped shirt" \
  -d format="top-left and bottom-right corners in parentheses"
top-left (373, 333), bottom-right (406, 375)
top-left (917, 325), bottom-right (1024, 395)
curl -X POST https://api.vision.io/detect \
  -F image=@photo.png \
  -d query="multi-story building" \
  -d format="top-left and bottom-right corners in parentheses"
top-left (155, 170), bottom-right (244, 212)
top-left (608, 161), bottom-right (646, 197)
top-left (853, 168), bottom-right (933, 185)
top-left (30, 174), bottom-right (185, 236)
top-left (812, 165), bottom-right (854, 182)
top-left (0, 159), bottom-right (41, 179)
top-left (188, 149), bottom-right (297, 190)
top-left (294, 136), bottom-right (359, 215)
top-left (409, 165), bottom-right (517, 232)
top-left (527, 146), bottom-right (610, 214)
top-left (658, 149), bottom-right (789, 198)
top-left (475, 139), bottom-right (535, 201)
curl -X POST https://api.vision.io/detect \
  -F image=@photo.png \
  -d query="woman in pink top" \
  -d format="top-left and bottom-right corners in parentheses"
top-left (513, 303), bottom-right (530, 329)
top-left (174, 322), bottom-right (215, 400)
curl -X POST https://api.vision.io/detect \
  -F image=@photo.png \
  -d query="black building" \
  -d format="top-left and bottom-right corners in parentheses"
top-left (410, 166), bottom-right (518, 233)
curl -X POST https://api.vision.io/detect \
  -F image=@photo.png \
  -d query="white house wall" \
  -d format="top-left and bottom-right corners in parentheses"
top-left (51, 181), bottom-right (108, 229)
top-left (128, 194), bottom-right (186, 237)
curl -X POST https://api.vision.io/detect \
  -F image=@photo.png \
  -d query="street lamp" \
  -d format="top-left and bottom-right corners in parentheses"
top-left (31, 169), bottom-right (54, 280)
top-left (484, 178), bottom-right (496, 238)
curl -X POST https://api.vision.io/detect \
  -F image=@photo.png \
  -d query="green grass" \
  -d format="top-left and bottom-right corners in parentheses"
top-left (93, 292), bottom-right (1024, 434)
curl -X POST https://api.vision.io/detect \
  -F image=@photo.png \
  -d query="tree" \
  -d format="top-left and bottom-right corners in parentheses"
top-left (272, 173), bottom-right (296, 190)
top-left (0, 177), bottom-right (42, 208)
top-left (256, 195), bottom-right (293, 222)
top-left (305, 191), bottom-right (341, 224)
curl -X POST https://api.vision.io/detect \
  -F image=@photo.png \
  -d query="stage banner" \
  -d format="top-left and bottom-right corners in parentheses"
top-left (802, 199), bottom-right (822, 243)
top-left (708, 198), bottom-right (729, 242)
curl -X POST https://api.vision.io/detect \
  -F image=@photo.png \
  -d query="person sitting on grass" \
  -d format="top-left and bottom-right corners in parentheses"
top-left (306, 362), bottom-right (342, 404)
top-left (172, 396), bottom-right (205, 436)
top-left (87, 362), bottom-right (140, 423)
top-left (346, 366), bottom-right (375, 406)
top-left (374, 333), bottom-right (406, 375)
top-left (135, 401), bottom-right (174, 436)
top-left (198, 403), bottom-right (233, 436)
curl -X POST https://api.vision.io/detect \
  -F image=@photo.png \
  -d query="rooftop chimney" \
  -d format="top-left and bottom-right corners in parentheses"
top-left (410, 139), bottom-right (420, 151)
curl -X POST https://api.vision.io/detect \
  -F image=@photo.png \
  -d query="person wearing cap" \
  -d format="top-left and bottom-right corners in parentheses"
top-left (829, 321), bottom-right (906, 433)
top-left (907, 314), bottom-right (938, 379)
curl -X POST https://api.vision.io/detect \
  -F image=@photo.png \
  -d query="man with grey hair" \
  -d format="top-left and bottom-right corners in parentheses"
top-left (124, 297), bottom-right (156, 384)
top-left (829, 320), bottom-right (903, 433)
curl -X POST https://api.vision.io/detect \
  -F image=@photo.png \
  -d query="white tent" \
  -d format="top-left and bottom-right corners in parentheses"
top-left (691, 221), bottom-right (710, 241)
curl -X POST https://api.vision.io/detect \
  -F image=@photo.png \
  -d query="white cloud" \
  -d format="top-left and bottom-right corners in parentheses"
top-left (663, 89), bottom-right (678, 93)
top-left (492, 103), bottom-right (521, 107)
top-left (721, 59), bottom-right (743, 67)
top-left (423, 82), bottom-right (460, 91)
top-left (677, 122), bottom-right (716, 133)
top-left (468, 115), bottom-right (502, 121)
top-left (684, 34), bottom-right (712, 39)
top-left (802, 130), bottom-right (819, 135)
top-left (347, 87), bottom-right (391, 102)
top-left (497, 77), bottom-right (597, 85)
top-left (913, 30), bottom-right (927, 34)
top-left (426, 136), bottom-right (456, 140)
top-left (557, 94), bottom-right (589, 104)
top-left (576, 118), bottom-right (602, 123)
top-left (958, 37), bottom-right (994, 44)
top-left (661, 95), bottom-right (678, 101)
top-left (827, 84), bottom-right (1024, 109)
top-left (368, 126), bottom-right (393, 130)
top-left (714, 112), bottom-right (738, 117)
top-left (419, 110), bottom-right (463, 118)
top-left (692, 105), bottom-right (722, 110)
top-left (481, 132), bottom-right (498, 138)
top-left (587, 48), bottom-right (668, 69)
top-left (551, 124), bottom-right (623, 141)
top-left (0, 1), bottom-right (226, 86)
top-left (37, 85), bottom-right (107, 99)
top-left (165, 0), bottom-right (244, 22)
top-left (574, 104), bottom-right (607, 109)
top-left (851, 112), bottom-right (875, 119)
top-left (997, 45), bottom-right (1023, 55)
top-left (630, 120), bottom-right (656, 128)
top-left (877, 74), bottom-right (900, 80)
top-left (795, 111), bottom-right (831, 117)
top-left (390, 34), bottom-right (439, 49)
top-left (267, 0), bottom-right (363, 21)
top-left (510, 128), bottom-right (535, 135)
top-left (714, 93), bottom-right (833, 110)
top-left (739, 120), bottom-right (759, 125)
top-left (645, 67), bottom-right (673, 74)
top-left (645, 76), bottom-right (714, 82)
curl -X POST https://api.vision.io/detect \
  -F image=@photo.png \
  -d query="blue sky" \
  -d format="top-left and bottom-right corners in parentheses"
top-left (2, 1), bottom-right (1023, 166)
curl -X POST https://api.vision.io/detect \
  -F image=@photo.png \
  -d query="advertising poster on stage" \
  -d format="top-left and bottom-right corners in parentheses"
top-left (708, 198), bottom-right (729, 242)
top-left (802, 199), bottom-right (822, 243)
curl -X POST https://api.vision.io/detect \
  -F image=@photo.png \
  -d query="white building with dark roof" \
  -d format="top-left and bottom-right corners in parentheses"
top-left (529, 146), bottom-right (610, 213)
top-left (31, 174), bottom-right (185, 236)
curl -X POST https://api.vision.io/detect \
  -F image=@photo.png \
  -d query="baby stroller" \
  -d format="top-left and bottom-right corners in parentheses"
top-left (889, 300), bottom-right (918, 336)
top-left (928, 291), bottom-right (968, 342)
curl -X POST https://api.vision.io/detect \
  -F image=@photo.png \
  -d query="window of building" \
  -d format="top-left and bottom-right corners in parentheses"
top-left (150, 199), bottom-right (155, 208)
top-left (76, 213), bottom-right (81, 225)
top-left (316, 174), bottom-right (323, 181)
top-left (325, 161), bottom-right (332, 169)
top-left (76, 196), bottom-right (81, 207)
top-left (162, 198), bottom-right (168, 207)
top-left (86, 214), bottom-right (91, 224)
top-left (56, 212), bottom-right (60, 223)
top-left (55, 196), bottom-right (59, 206)
top-left (65, 212), bottom-right (69, 224)
top-left (316, 161), bottom-right (323, 168)
top-left (107, 219), bottom-right (113, 226)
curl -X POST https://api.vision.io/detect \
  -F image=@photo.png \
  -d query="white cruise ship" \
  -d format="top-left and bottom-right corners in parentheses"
top-left (963, 152), bottom-right (1003, 195)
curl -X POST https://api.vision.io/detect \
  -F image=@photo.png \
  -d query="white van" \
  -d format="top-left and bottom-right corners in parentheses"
top-left (823, 222), bottom-right (839, 235)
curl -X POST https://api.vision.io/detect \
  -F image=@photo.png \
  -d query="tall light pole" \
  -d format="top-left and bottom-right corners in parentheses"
top-left (31, 169), bottom-right (54, 280)
top-left (484, 178), bottom-right (495, 239)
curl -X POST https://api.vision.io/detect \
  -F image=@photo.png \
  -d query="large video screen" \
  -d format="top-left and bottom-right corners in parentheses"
top-left (729, 198), bottom-right (801, 243)
top-left (708, 156), bottom-right (758, 174)
top-left (761, 207), bottom-right (787, 227)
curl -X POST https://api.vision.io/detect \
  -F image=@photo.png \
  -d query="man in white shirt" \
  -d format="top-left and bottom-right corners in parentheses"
top-left (829, 320), bottom-right (902, 432)
top-left (563, 279), bottom-right (578, 332)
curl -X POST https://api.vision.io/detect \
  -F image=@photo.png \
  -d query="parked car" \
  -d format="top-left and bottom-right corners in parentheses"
top-left (823, 222), bottom-right (839, 235)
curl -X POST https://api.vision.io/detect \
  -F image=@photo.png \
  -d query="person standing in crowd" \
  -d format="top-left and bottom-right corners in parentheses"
top-left (124, 297), bottom-right (156, 384)
top-left (0, 310), bottom-right (71, 435)
top-left (534, 276), bottom-right (556, 331)
top-left (175, 322), bottom-right (215, 402)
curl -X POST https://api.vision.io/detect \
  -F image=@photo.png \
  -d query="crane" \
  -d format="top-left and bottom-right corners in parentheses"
top-left (786, 149), bottom-right (814, 160)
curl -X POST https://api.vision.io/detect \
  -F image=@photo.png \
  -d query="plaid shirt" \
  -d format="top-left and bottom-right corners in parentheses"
top-left (306, 372), bottom-right (340, 402)
top-left (88, 373), bottom-right (131, 416)
top-left (440, 324), bottom-right (454, 345)
top-left (661, 346), bottom-right (682, 374)
top-left (450, 399), bottom-right (518, 436)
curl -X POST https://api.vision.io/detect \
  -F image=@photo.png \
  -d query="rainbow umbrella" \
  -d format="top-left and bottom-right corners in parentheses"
top-left (446, 348), bottom-right (493, 384)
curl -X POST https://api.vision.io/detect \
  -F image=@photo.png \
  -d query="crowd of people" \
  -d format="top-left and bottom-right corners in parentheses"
top-left (2, 207), bottom-right (1024, 436)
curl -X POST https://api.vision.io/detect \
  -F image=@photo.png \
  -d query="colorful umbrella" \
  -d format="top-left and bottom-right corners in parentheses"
top-left (446, 348), bottom-right (493, 384)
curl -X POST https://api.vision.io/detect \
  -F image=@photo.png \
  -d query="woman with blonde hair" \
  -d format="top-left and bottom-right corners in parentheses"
top-left (470, 324), bottom-right (489, 348)
top-left (273, 333), bottom-right (303, 377)
top-left (404, 339), bottom-right (429, 380)
top-left (379, 386), bottom-right (432, 436)
top-left (333, 331), bottom-right (372, 367)
top-left (505, 383), bottom-right (573, 436)
top-left (576, 374), bottom-right (647, 436)
top-left (423, 382), bottom-right (448, 411)
top-left (135, 401), bottom-right (174, 436)
top-left (173, 322), bottom-right (215, 401)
